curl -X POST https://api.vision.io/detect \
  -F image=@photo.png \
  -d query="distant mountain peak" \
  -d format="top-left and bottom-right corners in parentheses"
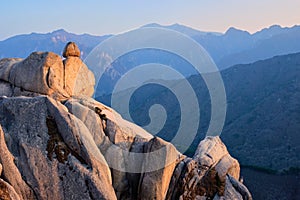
top-left (257, 24), bottom-right (283, 33)
top-left (225, 27), bottom-right (250, 35)
top-left (269, 24), bottom-right (282, 29)
top-left (142, 23), bottom-right (222, 36)
top-left (51, 29), bottom-right (68, 34)
top-left (253, 24), bottom-right (294, 40)
top-left (142, 23), bottom-right (162, 28)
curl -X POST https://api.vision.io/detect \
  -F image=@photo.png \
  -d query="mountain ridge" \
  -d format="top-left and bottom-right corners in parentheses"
top-left (1, 23), bottom-right (300, 70)
top-left (0, 42), bottom-right (252, 200)
top-left (95, 52), bottom-right (300, 199)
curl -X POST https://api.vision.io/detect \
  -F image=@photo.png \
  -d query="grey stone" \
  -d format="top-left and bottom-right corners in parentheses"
top-left (0, 80), bottom-right (13, 97)
top-left (213, 176), bottom-right (243, 200)
top-left (0, 45), bottom-right (95, 101)
top-left (0, 44), bottom-right (252, 199)
top-left (193, 136), bottom-right (229, 168)
top-left (138, 137), bottom-right (183, 200)
top-left (8, 52), bottom-right (67, 99)
top-left (168, 136), bottom-right (251, 200)
top-left (215, 154), bottom-right (240, 180)
top-left (0, 58), bottom-right (22, 82)
top-left (64, 99), bottom-right (111, 154)
top-left (0, 125), bottom-right (36, 200)
top-left (228, 175), bottom-right (252, 200)
top-left (0, 96), bottom-right (117, 200)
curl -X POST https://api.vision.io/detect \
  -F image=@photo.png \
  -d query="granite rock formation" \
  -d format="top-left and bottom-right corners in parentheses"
top-left (0, 43), bottom-right (252, 200)
top-left (0, 43), bottom-right (94, 100)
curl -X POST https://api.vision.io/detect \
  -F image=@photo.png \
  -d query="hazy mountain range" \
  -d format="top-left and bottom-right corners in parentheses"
top-left (96, 52), bottom-right (300, 199)
top-left (1, 24), bottom-right (299, 173)
top-left (0, 29), bottom-right (110, 59)
top-left (98, 52), bottom-right (300, 172)
top-left (1, 23), bottom-right (300, 70)
top-left (1, 23), bottom-right (300, 199)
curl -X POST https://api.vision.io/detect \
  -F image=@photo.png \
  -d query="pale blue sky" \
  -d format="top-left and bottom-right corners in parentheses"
top-left (1, 0), bottom-right (300, 40)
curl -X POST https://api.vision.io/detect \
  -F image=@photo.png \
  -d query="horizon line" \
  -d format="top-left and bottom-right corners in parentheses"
top-left (1, 22), bottom-right (299, 42)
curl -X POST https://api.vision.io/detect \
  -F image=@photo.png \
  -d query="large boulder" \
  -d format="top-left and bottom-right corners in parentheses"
top-left (138, 137), bottom-right (183, 200)
top-left (0, 80), bottom-right (13, 97)
top-left (0, 45), bottom-right (252, 199)
top-left (194, 137), bottom-right (240, 180)
top-left (8, 52), bottom-right (67, 98)
top-left (63, 42), bottom-right (81, 58)
top-left (0, 95), bottom-right (252, 200)
top-left (165, 136), bottom-right (251, 200)
top-left (0, 96), bottom-right (117, 200)
top-left (64, 97), bottom-right (154, 199)
top-left (0, 58), bottom-right (22, 81)
top-left (0, 42), bottom-right (95, 100)
top-left (63, 56), bottom-right (95, 97)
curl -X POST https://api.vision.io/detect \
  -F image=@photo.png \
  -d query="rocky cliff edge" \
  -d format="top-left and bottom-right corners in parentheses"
top-left (0, 42), bottom-right (251, 200)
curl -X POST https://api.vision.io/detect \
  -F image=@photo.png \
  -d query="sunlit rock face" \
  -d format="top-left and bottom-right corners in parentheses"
top-left (0, 43), bottom-right (252, 200)
top-left (0, 42), bottom-right (95, 101)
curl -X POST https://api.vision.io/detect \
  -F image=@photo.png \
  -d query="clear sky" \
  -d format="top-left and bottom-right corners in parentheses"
top-left (1, 0), bottom-right (300, 40)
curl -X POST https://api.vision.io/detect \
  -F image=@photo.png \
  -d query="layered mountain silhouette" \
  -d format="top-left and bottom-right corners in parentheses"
top-left (98, 52), bottom-right (300, 174)
top-left (1, 24), bottom-right (300, 70)
top-left (0, 29), bottom-right (110, 59)
top-left (1, 24), bottom-right (299, 199)
top-left (97, 52), bottom-right (300, 199)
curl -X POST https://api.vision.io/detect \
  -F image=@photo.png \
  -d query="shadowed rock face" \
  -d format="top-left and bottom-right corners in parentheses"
top-left (0, 43), bottom-right (252, 200)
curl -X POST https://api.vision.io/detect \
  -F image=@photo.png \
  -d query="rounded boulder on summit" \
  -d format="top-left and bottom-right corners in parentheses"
top-left (63, 41), bottom-right (81, 58)
top-left (0, 42), bottom-right (95, 100)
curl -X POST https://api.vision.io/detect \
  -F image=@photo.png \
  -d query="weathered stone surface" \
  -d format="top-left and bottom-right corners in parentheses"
top-left (0, 178), bottom-right (21, 200)
top-left (0, 80), bottom-right (44, 98)
top-left (138, 137), bottom-right (183, 200)
top-left (63, 57), bottom-right (95, 97)
top-left (8, 52), bottom-right (66, 98)
top-left (64, 99), bottom-right (111, 154)
top-left (193, 136), bottom-right (229, 168)
top-left (228, 175), bottom-right (252, 200)
top-left (64, 98), bottom-right (152, 199)
top-left (166, 136), bottom-right (252, 200)
top-left (0, 58), bottom-right (22, 82)
top-left (0, 80), bottom-right (13, 97)
top-left (66, 97), bottom-right (154, 140)
top-left (46, 97), bottom-right (117, 200)
top-left (213, 176), bottom-right (243, 200)
top-left (0, 43), bottom-right (95, 100)
top-left (11, 86), bottom-right (41, 98)
top-left (0, 45), bottom-right (252, 199)
top-left (0, 125), bottom-right (36, 200)
top-left (215, 154), bottom-right (240, 180)
top-left (126, 136), bottom-right (148, 199)
top-left (0, 96), bottom-right (117, 200)
top-left (65, 97), bottom-right (149, 199)
top-left (0, 95), bottom-right (252, 200)
top-left (63, 42), bottom-right (81, 58)
top-left (213, 175), bottom-right (252, 200)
